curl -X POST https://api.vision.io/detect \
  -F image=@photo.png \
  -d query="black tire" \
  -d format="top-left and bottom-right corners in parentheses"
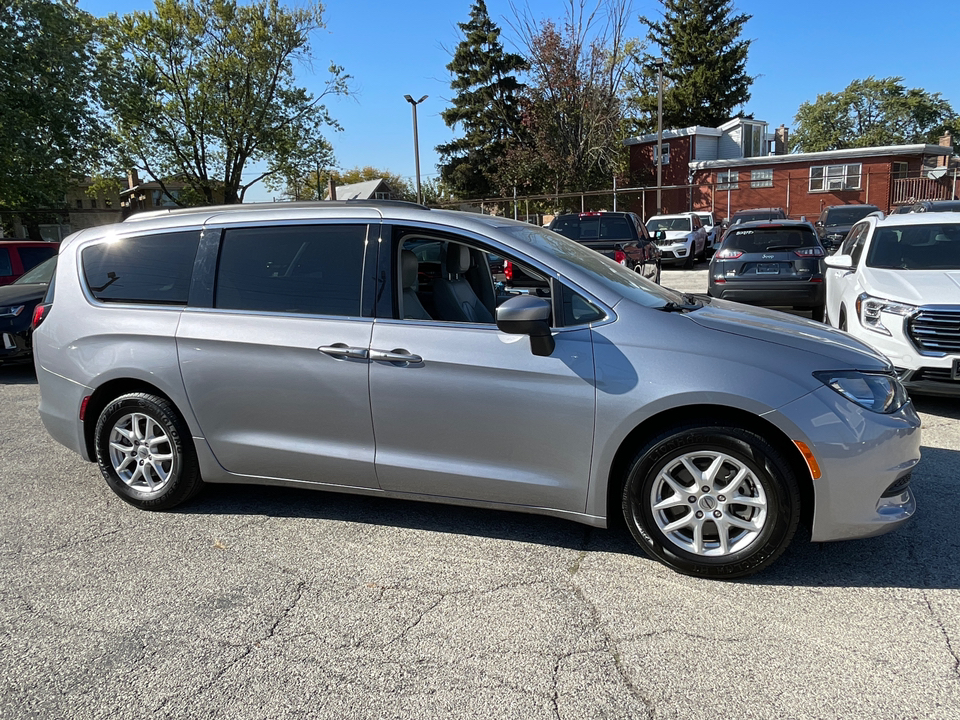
top-left (654, 261), bottom-right (662, 285)
top-left (839, 310), bottom-right (847, 331)
top-left (684, 249), bottom-right (695, 269)
top-left (698, 241), bottom-right (707, 262)
top-left (95, 393), bottom-right (203, 510)
top-left (621, 423), bottom-right (801, 579)
top-left (809, 304), bottom-right (826, 323)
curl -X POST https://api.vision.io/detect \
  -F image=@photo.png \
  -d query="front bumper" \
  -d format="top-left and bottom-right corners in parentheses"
top-left (659, 242), bottom-right (692, 263)
top-left (771, 385), bottom-right (920, 542)
top-left (709, 280), bottom-right (825, 307)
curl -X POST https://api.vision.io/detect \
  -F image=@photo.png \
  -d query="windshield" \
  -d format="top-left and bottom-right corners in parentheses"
top-left (13, 255), bottom-right (57, 284)
top-left (723, 227), bottom-right (819, 253)
top-left (866, 223), bottom-right (960, 270)
top-left (646, 217), bottom-right (690, 232)
top-left (826, 207), bottom-right (876, 226)
top-left (695, 214), bottom-right (714, 227)
top-left (734, 212), bottom-right (779, 224)
top-left (498, 224), bottom-right (683, 308)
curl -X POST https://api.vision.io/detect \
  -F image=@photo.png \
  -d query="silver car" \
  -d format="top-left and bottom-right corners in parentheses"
top-left (33, 201), bottom-right (920, 579)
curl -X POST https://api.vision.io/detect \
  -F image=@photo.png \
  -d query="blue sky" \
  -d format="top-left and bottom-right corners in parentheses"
top-left (78, 0), bottom-right (960, 201)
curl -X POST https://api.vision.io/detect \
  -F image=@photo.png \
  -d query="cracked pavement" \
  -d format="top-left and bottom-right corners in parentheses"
top-left (2, 270), bottom-right (959, 718)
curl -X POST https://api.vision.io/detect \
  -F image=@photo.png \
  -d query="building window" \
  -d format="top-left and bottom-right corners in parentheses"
top-left (742, 124), bottom-right (766, 158)
top-left (654, 143), bottom-right (669, 165)
top-left (75, 199), bottom-right (83, 209)
top-left (893, 162), bottom-right (908, 179)
top-left (151, 189), bottom-right (181, 207)
top-left (717, 171), bottom-right (739, 190)
top-left (374, 191), bottom-right (390, 200)
top-left (751, 169), bottom-right (773, 188)
top-left (90, 198), bottom-right (98, 209)
top-left (809, 164), bottom-right (862, 192)
top-left (105, 199), bottom-right (112, 208)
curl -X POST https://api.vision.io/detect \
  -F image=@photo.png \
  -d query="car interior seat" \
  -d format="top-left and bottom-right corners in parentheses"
top-left (400, 249), bottom-right (432, 320)
top-left (432, 244), bottom-right (495, 323)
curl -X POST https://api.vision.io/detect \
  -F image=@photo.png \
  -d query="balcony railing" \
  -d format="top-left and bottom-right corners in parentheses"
top-left (892, 176), bottom-right (951, 204)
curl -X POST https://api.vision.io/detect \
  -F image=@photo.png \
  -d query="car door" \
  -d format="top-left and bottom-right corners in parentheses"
top-left (825, 222), bottom-right (868, 328)
top-left (368, 229), bottom-right (598, 513)
top-left (177, 222), bottom-right (380, 489)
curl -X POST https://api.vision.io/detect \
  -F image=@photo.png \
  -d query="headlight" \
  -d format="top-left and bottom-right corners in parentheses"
top-left (0, 305), bottom-right (25, 318)
top-left (814, 370), bottom-right (908, 413)
top-left (856, 293), bottom-right (916, 336)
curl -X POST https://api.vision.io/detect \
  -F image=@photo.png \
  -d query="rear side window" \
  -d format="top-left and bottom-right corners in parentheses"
top-left (0, 248), bottom-right (11, 276)
top-left (82, 231), bottom-right (201, 305)
top-left (18, 246), bottom-right (58, 272)
top-left (552, 215), bottom-right (635, 241)
top-left (215, 224), bottom-right (367, 316)
top-left (723, 227), bottom-right (819, 252)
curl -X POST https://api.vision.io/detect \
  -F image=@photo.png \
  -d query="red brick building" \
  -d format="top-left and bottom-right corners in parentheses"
top-left (626, 118), bottom-right (957, 221)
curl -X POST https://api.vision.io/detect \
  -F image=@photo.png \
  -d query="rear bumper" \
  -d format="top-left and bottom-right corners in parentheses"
top-left (36, 363), bottom-right (92, 461)
top-left (709, 281), bottom-right (825, 307)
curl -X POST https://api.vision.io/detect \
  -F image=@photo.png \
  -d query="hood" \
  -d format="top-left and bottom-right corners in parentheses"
top-left (662, 230), bottom-right (691, 242)
top-left (687, 297), bottom-right (891, 371)
top-left (862, 268), bottom-right (960, 306)
top-left (0, 282), bottom-right (47, 307)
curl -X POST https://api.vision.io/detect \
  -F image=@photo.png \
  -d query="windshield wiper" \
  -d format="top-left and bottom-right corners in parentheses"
top-left (659, 294), bottom-right (702, 313)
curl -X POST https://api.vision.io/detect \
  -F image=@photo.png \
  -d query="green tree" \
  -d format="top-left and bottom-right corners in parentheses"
top-left (0, 0), bottom-right (110, 237)
top-left (504, 0), bottom-right (635, 196)
top-left (99, 0), bottom-right (349, 206)
top-left (437, 0), bottom-right (527, 199)
top-left (629, 0), bottom-right (752, 132)
top-left (791, 77), bottom-right (958, 153)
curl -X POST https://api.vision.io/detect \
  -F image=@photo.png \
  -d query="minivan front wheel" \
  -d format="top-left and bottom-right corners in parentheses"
top-left (95, 393), bottom-right (203, 510)
top-left (621, 424), bottom-right (800, 578)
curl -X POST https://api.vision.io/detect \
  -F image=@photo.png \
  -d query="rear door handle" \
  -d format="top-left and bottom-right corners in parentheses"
top-left (369, 348), bottom-right (423, 365)
top-left (319, 343), bottom-right (369, 360)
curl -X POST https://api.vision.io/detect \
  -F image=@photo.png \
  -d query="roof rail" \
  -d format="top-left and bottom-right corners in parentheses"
top-left (123, 198), bottom-right (431, 222)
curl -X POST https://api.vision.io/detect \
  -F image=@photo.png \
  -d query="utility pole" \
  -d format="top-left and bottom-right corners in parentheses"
top-left (653, 58), bottom-right (665, 215)
top-left (404, 94), bottom-right (428, 204)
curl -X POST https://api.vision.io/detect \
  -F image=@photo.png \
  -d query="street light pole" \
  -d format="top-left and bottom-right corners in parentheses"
top-left (404, 94), bottom-right (428, 204)
top-left (653, 58), bottom-right (664, 216)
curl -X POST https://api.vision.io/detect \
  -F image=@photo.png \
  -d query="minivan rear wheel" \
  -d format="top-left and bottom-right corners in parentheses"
top-left (621, 423), bottom-right (800, 579)
top-left (95, 393), bottom-right (203, 510)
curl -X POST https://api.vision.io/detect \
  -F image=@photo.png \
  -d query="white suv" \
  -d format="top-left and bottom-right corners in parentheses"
top-left (645, 214), bottom-right (708, 268)
top-left (824, 212), bottom-right (960, 396)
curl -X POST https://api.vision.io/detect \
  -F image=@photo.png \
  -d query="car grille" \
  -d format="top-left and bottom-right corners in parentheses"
top-left (912, 367), bottom-right (958, 384)
top-left (907, 307), bottom-right (960, 354)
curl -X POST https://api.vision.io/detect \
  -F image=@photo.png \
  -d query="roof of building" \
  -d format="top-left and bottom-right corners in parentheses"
top-left (326, 178), bottom-right (390, 201)
top-left (624, 125), bottom-right (722, 145)
top-left (690, 144), bottom-right (954, 170)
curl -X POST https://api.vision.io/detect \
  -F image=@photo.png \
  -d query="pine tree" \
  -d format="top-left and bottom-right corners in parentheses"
top-left (436, 1), bottom-right (527, 199)
top-left (629, 0), bottom-right (752, 132)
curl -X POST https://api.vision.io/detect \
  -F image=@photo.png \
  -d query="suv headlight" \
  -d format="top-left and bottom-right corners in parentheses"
top-left (814, 370), bottom-right (908, 413)
top-left (856, 293), bottom-right (916, 336)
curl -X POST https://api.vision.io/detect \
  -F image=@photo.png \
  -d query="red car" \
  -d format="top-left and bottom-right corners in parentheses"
top-left (0, 240), bottom-right (60, 286)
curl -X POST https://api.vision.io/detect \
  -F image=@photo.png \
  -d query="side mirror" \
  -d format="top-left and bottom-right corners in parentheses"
top-left (496, 294), bottom-right (555, 357)
top-left (654, 230), bottom-right (666, 241)
top-left (824, 254), bottom-right (853, 270)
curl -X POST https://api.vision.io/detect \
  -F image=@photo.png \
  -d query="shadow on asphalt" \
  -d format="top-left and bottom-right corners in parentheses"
top-left (912, 395), bottom-right (960, 420)
top-left (0, 364), bottom-right (37, 385)
top-left (178, 444), bottom-right (960, 589)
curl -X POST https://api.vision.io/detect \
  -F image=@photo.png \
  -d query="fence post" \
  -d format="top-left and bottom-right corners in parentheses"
top-left (613, 176), bottom-right (617, 212)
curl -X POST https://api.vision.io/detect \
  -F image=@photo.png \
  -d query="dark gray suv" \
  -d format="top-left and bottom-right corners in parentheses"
top-left (33, 201), bottom-right (920, 578)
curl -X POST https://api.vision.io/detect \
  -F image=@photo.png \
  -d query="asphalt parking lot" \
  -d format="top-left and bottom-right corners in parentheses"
top-left (2, 262), bottom-right (958, 720)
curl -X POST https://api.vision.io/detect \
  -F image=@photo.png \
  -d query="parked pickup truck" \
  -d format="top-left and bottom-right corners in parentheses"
top-left (546, 211), bottom-right (662, 284)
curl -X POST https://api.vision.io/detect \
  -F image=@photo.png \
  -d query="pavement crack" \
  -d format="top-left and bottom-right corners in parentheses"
top-left (922, 590), bottom-right (960, 681)
top-left (385, 592), bottom-right (445, 646)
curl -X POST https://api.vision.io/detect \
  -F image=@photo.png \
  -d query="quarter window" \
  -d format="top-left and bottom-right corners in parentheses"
top-left (809, 164), bottom-right (861, 192)
top-left (751, 169), bottom-right (773, 188)
top-left (215, 224), bottom-right (367, 316)
top-left (17, 246), bottom-right (57, 272)
top-left (82, 231), bottom-right (201, 305)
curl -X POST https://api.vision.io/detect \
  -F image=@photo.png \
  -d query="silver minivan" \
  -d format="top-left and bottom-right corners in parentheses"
top-left (33, 201), bottom-right (920, 578)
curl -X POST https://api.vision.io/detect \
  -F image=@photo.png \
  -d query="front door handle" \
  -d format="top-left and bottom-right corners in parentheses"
top-left (369, 348), bottom-right (423, 365)
top-left (319, 343), bottom-right (369, 360)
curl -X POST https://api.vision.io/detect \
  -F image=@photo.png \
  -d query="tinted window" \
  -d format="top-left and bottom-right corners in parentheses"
top-left (733, 212), bottom-right (780, 224)
top-left (215, 224), bottom-right (366, 316)
top-left (0, 249), bottom-right (11, 276)
top-left (723, 227), bottom-right (819, 253)
top-left (552, 215), bottom-right (635, 241)
top-left (18, 246), bottom-right (57, 271)
top-left (82, 231), bottom-right (200, 305)
top-left (824, 207), bottom-right (877, 226)
top-left (561, 284), bottom-right (604, 325)
top-left (866, 223), bottom-right (960, 270)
